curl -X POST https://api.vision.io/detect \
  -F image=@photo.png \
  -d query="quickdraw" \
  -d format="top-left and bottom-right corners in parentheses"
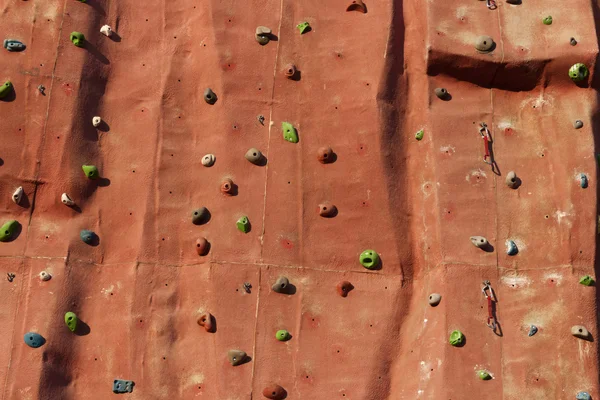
top-left (479, 122), bottom-right (492, 165)
top-left (482, 280), bottom-right (497, 332)
top-left (486, 0), bottom-right (497, 9)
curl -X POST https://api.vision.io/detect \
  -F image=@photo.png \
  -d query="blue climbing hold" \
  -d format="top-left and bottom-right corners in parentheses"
top-left (506, 240), bottom-right (518, 256)
top-left (24, 332), bottom-right (45, 348)
top-left (80, 229), bottom-right (96, 245)
top-left (113, 379), bottom-right (135, 394)
top-left (528, 325), bottom-right (538, 337)
top-left (576, 392), bottom-right (591, 400)
top-left (580, 174), bottom-right (588, 189)
top-left (3, 39), bottom-right (25, 52)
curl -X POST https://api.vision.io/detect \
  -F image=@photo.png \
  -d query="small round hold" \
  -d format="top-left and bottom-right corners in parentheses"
top-left (506, 240), bottom-right (518, 256)
top-left (570, 37), bottom-right (577, 46)
top-left (255, 26), bottom-right (271, 45)
top-left (100, 25), bottom-right (112, 37)
top-left (61, 193), bottom-right (75, 206)
top-left (337, 281), bottom-right (354, 297)
top-left (201, 154), bottom-right (215, 167)
top-left (192, 207), bottom-right (209, 225)
top-left (271, 276), bottom-right (289, 293)
top-left (475, 35), bottom-right (495, 53)
top-left (39, 271), bottom-right (51, 281)
top-left (24, 332), bottom-right (45, 348)
top-left (574, 120), bottom-right (584, 129)
top-left (12, 186), bottom-right (23, 204)
top-left (92, 116), bottom-right (102, 127)
top-left (318, 202), bottom-right (337, 218)
top-left (317, 146), bottom-right (333, 163)
top-left (228, 349), bottom-right (247, 366)
top-left (221, 178), bottom-right (234, 195)
top-left (276, 329), bottom-right (291, 341)
top-left (505, 171), bottom-right (518, 189)
top-left (197, 312), bottom-right (214, 332)
top-left (204, 88), bottom-right (217, 105)
top-left (80, 229), bottom-right (96, 245)
top-left (196, 237), bottom-right (209, 256)
top-left (263, 384), bottom-right (286, 400)
top-left (245, 148), bottom-right (263, 164)
top-left (434, 87), bottom-right (449, 100)
top-left (542, 16), bottom-right (552, 25)
top-left (284, 64), bottom-right (296, 77)
top-left (449, 330), bottom-right (465, 346)
top-left (571, 325), bottom-right (590, 340)
top-left (470, 236), bottom-right (488, 249)
top-left (569, 63), bottom-right (589, 82)
top-left (428, 293), bottom-right (442, 306)
top-left (360, 249), bottom-right (380, 269)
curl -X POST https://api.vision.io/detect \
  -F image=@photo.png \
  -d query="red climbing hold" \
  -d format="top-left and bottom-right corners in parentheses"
top-left (221, 178), bottom-right (234, 195)
top-left (337, 281), bottom-right (354, 297)
top-left (196, 237), bottom-right (209, 256)
top-left (319, 202), bottom-right (337, 218)
top-left (284, 64), bottom-right (297, 78)
top-left (262, 384), bottom-right (286, 400)
top-left (197, 312), bottom-right (214, 332)
top-left (317, 146), bottom-right (334, 163)
top-left (346, 0), bottom-right (367, 13)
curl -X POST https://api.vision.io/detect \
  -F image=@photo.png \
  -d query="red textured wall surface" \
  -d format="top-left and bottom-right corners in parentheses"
top-left (1, 0), bottom-right (599, 398)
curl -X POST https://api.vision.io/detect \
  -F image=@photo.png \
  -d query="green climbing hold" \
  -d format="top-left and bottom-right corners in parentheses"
top-left (415, 129), bottom-right (424, 141)
top-left (0, 81), bottom-right (13, 99)
top-left (359, 249), bottom-right (380, 269)
top-left (0, 220), bottom-right (19, 242)
top-left (477, 370), bottom-right (492, 380)
top-left (65, 312), bottom-right (78, 332)
top-left (449, 330), bottom-right (464, 346)
top-left (276, 329), bottom-right (291, 341)
top-left (297, 22), bottom-right (310, 34)
top-left (580, 275), bottom-right (595, 286)
top-left (282, 122), bottom-right (298, 143)
top-left (82, 165), bottom-right (99, 179)
top-left (237, 216), bottom-right (250, 233)
top-left (542, 16), bottom-right (552, 25)
top-left (569, 63), bottom-right (589, 82)
top-left (70, 32), bottom-right (85, 47)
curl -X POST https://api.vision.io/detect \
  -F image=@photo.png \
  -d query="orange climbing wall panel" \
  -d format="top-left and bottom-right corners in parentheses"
top-left (1, 0), bottom-right (600, 398)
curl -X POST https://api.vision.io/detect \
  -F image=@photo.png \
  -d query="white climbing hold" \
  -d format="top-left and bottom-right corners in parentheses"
top-left (12, 186), bottom-right (23, 204)
top-left (92, 116), bottom-right (102, 127)
top-left (100, 25), bottom-right (113, 37)
top-left (470, 236), bottom-right (489, 248)
top-left (201, 154), bottom-right (215, 167)
top-left (61, 193), bottom-right (75, 206)
top-left (571, 325), bottom-right (590, 340)
top-left (39, 271), bottom-right (51, 281)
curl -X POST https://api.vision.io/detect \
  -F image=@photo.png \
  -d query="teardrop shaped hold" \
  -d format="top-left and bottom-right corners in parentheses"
top-left (196, 237), bottom-right (209, 256)
top-left (0, 220), bottom-right (19, 242)
top-left (227, 349), bottom-right (247, 366)
top-left (470, 236), bottom-right (488, 249)
top-left (506, 240), bottom-right (518, 256)
top-left (271, 276), bottom-right (289, 293)
top-left (282, 122), bottom-right (299, 143)
top-left (12, 186), bottom-right (23, 204)
top-left (449, 330), bottom-right (464, 346)
top-left (203, 88), bottom-right (217, 104)
top-left (65, 312), bottom-right (78, 332)
top-left (528, 325), bottom-right (538, 336)
top-left (197, 312), bottom-right (214, 332)
top-left (337, 281), bottom-right (354, 297)
top-left (428, 293), bottom-right (441, 306)
top-left (360, 249), bottom-right (380, 269)
top-left (0, 80), bottom-right (13, 99)
top-left (82, 165), bottom-right (99, 179)
top-left (236, 216), bottom-right (250, 233)
top-left (61, 193), bottom-right (75, 206)
top-left (70, 31), bottom-right (85, 47)
top-left (579, 275), bottom-right (595, 286)
top-left (24, 332), bottom-right (45, 348)
top-left (263, 384), bottom-right (286, 400)
top-left (505, 171), bottom-right (518, 188)
top-left (477, 370), bottom-right (492, 380)
top-left (275, 329), bottom-right (291, 341)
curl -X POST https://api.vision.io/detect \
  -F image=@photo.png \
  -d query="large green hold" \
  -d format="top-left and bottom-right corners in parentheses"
top-left (0, 220), bottom-right (19, 242)
top-left (360, 249), bottom-right (380, 269)
top-left (477, 370), bottom-right (492, 380)
top-left (282, 122), bottom-right (298, 143)
top-left (580, 275), bottom-right (595, 286)
top-left (569, 63), bottom-right (589, 82)
top-left (276, 329), bottom-right (291, 341)
top-left (0, 81), bottom-right (13, 99)
top-left (449, 330), bottom-right (464, 346)
top-left (65, 312), bottom-right (78, 332)
top-left (237, 216), bottom-right (250, 233)
top-left (297, 22), bottom-right (310, 34)
top-left (82, 165), bottom-right (99, 179)
top-left (70, 32), bottom-right (85, 47)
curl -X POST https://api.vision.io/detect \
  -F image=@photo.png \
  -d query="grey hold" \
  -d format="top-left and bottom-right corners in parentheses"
top-left (3, 39), bottom-right (25, 52)
top-left (570, 37), bottom-right (578, 46)
top-left (506, 240), bottom-right (518, 256)
top-left (428, 293), bottom-right (442, 307)
top-left (204, 88), bottom-right (217, 105)
top-left (576, 392), bottom-right (591, 400)
top-left (113, 379), bottom-right (135, 394)
top-left (580, 174), bottom-right (588, 189)
top-left (245, 148), bottom-right (263, 165)
top-left (505, 171), bottom-right (518, 189)
top-left (475, 35), bottom-right (495, 53)
top-left (255, 26), bottom-right (272, 45)
top-left (272, 276), bottom-right (289, 293)
top-left (574, 120), bottom-right (584, 129)
top-left (227, 349), bottom-right (247, 366)
top-left (192, 207), bottom-right (209, 225)
top-left (470, 236), bottom-right (488, 249)
top-left (528, 325), bottom-right (538, 336)
top-left (257, 115), bottom-right (265, 125)
top-left (434, 88), bottom-right (449, 100)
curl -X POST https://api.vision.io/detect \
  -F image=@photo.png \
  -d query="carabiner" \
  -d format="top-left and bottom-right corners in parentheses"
top-left (486, 0), bottom-right (497, 9)
top-left (482, 281), bottom-right (497, 331)
top-left (479, 123), bottom-right (492, 164)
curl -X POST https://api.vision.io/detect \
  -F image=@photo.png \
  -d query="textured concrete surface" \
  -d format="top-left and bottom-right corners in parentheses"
top-left (0, 0), bottom-right (599, 398)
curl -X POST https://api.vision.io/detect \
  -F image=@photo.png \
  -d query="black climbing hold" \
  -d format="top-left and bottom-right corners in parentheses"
top-left (113, 379), bottom-right (135, 394)
top-left (80, 229), bottom-right (97, 245)
top-left (434, 88), bottom-right (449, 100)
top-left (574, 120), bottom-right (584, 129)
top-left (24, 332), bottom-right (45, 348)
top-left (192, 207), bottom-right (209, 225)
top-left (204, 88), bottom-right (217, 105)
top-left (475, 36), bottom-right (495, 53)
top-left (528, 325), bottom-right (538, 336)
top-left (3, 39), bottom-right (25, 52)
top-left (227, 349), bottom-right (247, 366)
top-left (570, 37), bottom-right (578, 46)
top-left (580, 174), bottom-right (588, 189)
top-left (506, 240), bottom-right (518, 256)
top-left (272, 276), bottom-right (289, 293)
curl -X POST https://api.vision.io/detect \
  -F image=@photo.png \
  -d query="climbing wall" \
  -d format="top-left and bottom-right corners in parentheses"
top-left (1, 0), bottom-right (599, 398)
